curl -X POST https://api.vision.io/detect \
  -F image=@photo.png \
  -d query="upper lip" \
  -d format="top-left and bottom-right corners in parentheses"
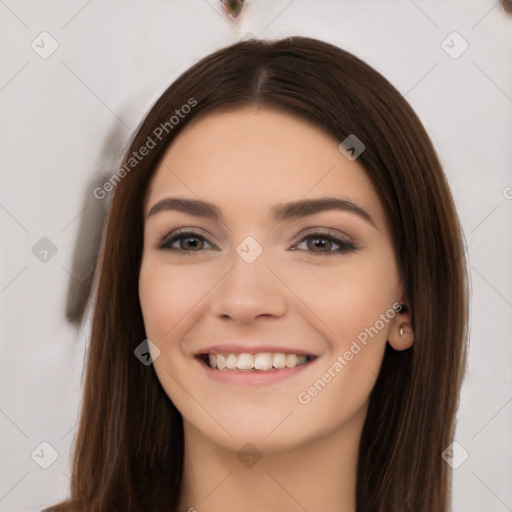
top-left (194, 343), bottom-right (318, 357)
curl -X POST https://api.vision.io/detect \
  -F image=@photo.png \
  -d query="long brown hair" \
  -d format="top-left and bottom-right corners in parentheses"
top-left (46, 36), bottom-right (468, 512)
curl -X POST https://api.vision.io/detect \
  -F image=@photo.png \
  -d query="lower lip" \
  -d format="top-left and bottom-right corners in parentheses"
top-left (195, 356), bottom-right (317, 386)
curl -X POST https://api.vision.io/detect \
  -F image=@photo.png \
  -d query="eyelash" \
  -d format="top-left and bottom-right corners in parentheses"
top-left (158, 229), bottom-right (358, 256)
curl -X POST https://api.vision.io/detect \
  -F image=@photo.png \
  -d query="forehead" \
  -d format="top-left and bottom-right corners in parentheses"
top-left (145, 107), bottom-right (385, 227)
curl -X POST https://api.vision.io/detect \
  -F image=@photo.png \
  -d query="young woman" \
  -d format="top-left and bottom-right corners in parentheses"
top-left (46, 36), bottom-right (468, 512)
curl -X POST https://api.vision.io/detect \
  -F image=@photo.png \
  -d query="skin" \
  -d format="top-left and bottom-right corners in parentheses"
top-left (138, 107), bottom-right (414, 512)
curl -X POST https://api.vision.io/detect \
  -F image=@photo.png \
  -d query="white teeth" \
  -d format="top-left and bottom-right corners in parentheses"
top-left (204, 352), bottom-right (311, 371)
top-left (255, 353), bottom-right (273, 370)
top-left (236, 353), bottom-right (254, 370)
top-left (216, 354), bottom-right (226, 370)
top-left (225, 354), bottom-right (238, 369)
top-left (286, 354), bottom-right (298, 368)
top-left (272, 353), bottom-right (287, 369)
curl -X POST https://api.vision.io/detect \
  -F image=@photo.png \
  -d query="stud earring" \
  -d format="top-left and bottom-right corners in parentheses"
top-left (399, 323), bottom-right (405, 337)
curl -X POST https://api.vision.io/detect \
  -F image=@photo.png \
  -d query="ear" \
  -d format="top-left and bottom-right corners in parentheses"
top-left (388, 295), bottom-right (414, 351)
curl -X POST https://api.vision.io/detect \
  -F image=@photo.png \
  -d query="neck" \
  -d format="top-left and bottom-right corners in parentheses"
top-left (177, 408), bottom-right (366, 512)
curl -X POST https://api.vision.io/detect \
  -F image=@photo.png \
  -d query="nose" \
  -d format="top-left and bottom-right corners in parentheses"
top-left (209, 250), bottom-right (287, 325)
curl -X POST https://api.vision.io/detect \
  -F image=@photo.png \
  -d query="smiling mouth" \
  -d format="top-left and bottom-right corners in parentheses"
top-left (198, 352), bottom-right (318, 371)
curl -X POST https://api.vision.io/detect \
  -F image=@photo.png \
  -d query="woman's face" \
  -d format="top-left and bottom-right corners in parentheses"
top-left (139, 107), bottom-right (412, 453)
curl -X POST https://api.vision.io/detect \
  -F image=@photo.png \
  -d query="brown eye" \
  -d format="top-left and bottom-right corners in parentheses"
top-left (159, 230), bottom-right (216, 252)
top-left (307, 236), bottom-right (333, 252)
top-left (294, 232), bottom-right (358, 256)
top-left (178, 235), bottom-right (204, 250)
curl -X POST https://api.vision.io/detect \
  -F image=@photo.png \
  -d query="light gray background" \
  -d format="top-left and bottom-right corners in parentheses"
top-left (1, 1), bottom-right (511, 511)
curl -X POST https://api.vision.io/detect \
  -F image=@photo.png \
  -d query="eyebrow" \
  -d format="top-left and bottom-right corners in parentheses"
top-left (147, 196), bottom-right (376, 228)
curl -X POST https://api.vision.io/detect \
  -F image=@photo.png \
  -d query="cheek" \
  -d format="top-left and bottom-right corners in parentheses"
top-left (275, 248), bottom-right (399, 347)
top-left (138, 257), bottom-right (224, 340)
top-left (138, 259), bottom-right (196, 341)
top-left (291, 256), bottom-right (398, 424)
